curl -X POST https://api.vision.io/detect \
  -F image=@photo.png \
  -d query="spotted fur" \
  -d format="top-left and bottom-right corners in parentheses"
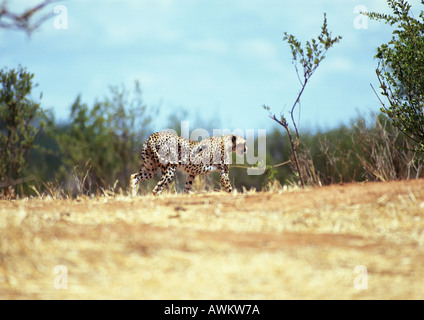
top-left (130, 131), bottom-right (246, 196)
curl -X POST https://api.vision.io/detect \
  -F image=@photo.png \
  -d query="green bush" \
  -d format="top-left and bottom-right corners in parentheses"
top-left (368, 0), bottom-right (424, 155)
top-left (0, 66), bottom-right (50, 196)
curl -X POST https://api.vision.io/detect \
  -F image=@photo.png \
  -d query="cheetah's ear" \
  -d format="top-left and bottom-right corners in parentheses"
top-left (231, 135), bottom-right (236, 143)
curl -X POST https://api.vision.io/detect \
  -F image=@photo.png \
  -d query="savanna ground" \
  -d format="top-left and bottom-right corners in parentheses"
top-left (1, 179), bottom-right (424, 300)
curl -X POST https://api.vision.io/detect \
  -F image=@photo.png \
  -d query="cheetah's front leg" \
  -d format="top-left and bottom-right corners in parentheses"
top-left (219, 169), bottom-right (232, 193)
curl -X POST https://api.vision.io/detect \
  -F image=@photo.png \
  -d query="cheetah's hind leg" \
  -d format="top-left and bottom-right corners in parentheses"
top-left (152, 166), bottom-right (176, 196)
top-left (184, 174), bottom-right (196, 194)
top-left (129, 166), bottom-right (156, 196)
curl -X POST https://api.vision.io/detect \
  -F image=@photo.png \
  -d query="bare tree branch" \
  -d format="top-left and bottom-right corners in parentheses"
top-left (265, 13), bottom-right (341, 188)
top-left (0, 0), bottom-right (57, 35)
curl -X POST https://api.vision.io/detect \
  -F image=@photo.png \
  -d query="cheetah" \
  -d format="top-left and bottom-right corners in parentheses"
top-left (130, 131), bottom-right (246, 196)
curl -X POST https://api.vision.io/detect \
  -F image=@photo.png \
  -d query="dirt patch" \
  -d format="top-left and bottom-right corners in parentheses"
top-left (1, 179), bottom-right (424, 299)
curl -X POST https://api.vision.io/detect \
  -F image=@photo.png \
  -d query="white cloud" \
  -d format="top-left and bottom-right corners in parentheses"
top-left (187, 39), bottom-right (229, 55)
top-left (237, 39), bottom-right (278, 60)
top-left (326, 57), bottom-right (354, 73)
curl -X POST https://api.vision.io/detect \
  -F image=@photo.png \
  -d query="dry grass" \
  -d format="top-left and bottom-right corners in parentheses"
top-left (1, 179), bottom-right (424, 299)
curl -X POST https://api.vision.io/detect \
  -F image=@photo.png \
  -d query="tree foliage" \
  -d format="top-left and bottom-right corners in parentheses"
top-left (0, 66), bottom-right (47, 187)
top-left (368, 0), bottom-right (424, 154)
top-left (53, 81), bottom-right (153, 192)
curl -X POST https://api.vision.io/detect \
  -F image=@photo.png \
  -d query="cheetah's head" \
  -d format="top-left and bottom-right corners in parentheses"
top-left (227, 134), bottom-right (247, 157)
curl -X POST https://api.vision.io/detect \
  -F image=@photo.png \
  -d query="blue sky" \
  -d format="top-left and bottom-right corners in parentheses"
top-left (2, 0), bottom-right (421, 133)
